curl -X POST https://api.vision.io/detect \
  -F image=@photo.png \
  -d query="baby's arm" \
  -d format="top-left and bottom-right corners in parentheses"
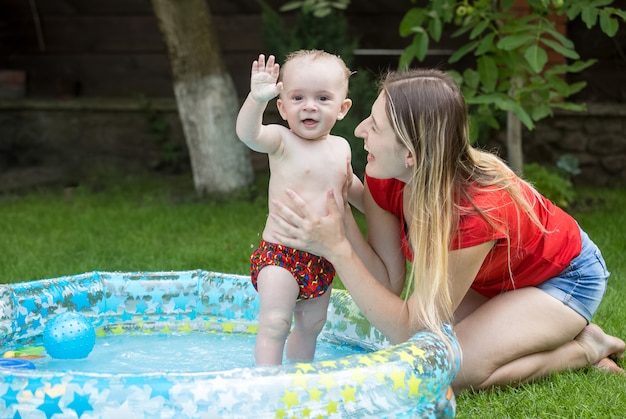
top-left (235, 54), bottom-right (284, 154)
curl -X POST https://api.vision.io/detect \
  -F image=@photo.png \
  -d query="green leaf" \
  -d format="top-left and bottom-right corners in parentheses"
top-left (460, 85), bottom-right (476, 100)
top-left (399, 42), bottom-right (418, 70)
top-left (531, 104), bottom-right (552, 121)
top-left (415, 32), bottom-right (430, 61)
top-left (313, 7), bottom-right (332, 17)
top-left (540, 38), bottom-right (580, 59)
top-left (429, 16), bottom-right (444, 41)
top-left (591, 0), bottom-right (614, 8)
top-left (399, 8), bottom-right (425, 37)
top-left (469, 94), bottom-right (534, 129)
top-left (477, 56), bottom-right (498, 92)
top-left (599, 10), bottom-right (619, 37)
top-left (506, 103), bottom-right (535, 130)
top-left (547, 75), bottom-right (570, 97)
top-left (451, 22), bottom-right (476, 38)
top-left (447, 69), bottom-right (464, 86)
top-left (279, 1), bottom-right (303, 12)
top-left (330, 2), bottom-right (348, 10)
top-left (544, 26), bottom-right (575, 49)
top-left (497, 34), bottom-right (535, 50)
top-left (504, 15), bottom-right (535, 31)
top-left (544, 64), bottom-right (567, 77)
top-left (475, 103), bottom-right (501, 129)
top-left (566, 58), bottom-right (598, 73)
top-left (567, 81), bottom-right (587, 96)
top-left (476, 32), bottom-right (496, 55)
top-left (552, 101), bottom-right (587, 112)
top-left (566, 3), bottom-right (583, 20)
top-left (466, 93), bottom-right (508, 105)
top-left (469, 115), bottom-right (480, 143)
top-left (463, 68), bottom-right (481, 90)
top-left (581, 6), bottom-right (599, 28)
top-left (613, 9), bottom-right (626, 20)
top-left (449, 40), bottom-right (479, 63)
top-left (470, 19), bottom-right (490, 40)
top-left (524, 45), bottom-right (548, 73)
top-left (486, 115), bottom-right (500, 129)
top-left (398, 31), bottom-right (429, 64)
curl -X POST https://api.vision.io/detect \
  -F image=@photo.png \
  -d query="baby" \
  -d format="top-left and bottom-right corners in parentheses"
top-left (236, 50), bottom-right (363, 365)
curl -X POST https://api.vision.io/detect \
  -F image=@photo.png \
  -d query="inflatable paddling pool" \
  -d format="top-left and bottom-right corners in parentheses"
top-left (0, 270), bottom-right (460, 418)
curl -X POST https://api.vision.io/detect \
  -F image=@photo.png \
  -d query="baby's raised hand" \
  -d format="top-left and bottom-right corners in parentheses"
top-left (250, 54), bottom-right (282, 103)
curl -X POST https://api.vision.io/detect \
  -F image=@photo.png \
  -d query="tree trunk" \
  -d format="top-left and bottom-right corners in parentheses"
top-left (506, 75), bottom-right (524, 175)
top-left (151, 0), bottom-right (253, 194)
top-left (506, 110), bottom-right (523, 175)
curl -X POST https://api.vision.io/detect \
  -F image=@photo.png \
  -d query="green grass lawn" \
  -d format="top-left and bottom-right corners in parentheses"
top-left (1, 174), bottom-right (624, 418)
top-left (0, 175), bottom-right (267, 281)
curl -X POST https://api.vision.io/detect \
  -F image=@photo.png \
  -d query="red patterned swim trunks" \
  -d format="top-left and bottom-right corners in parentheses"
top-left (250, 240), bottom-right (335, 300)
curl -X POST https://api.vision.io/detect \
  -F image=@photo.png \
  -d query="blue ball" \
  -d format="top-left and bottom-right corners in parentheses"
top-left (43, 312), bottom-right (96, 359)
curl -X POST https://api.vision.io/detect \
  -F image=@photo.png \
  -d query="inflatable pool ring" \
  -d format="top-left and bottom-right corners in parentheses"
top-left (0, 358), bottom-right (35, 370)
top-left (0, 270), bottom-right (460, 418)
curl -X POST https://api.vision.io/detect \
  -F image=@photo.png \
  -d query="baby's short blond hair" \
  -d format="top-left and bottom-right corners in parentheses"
top-left (281, 49), bottom-right (352, 95)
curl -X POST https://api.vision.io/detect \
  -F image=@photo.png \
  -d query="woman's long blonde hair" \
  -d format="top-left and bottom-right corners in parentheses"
top-left (381, 69), bottom-right (544, 335)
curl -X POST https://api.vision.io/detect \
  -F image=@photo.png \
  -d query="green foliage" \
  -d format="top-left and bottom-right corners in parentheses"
top-left (259, 0), bottom-right (378, 178)
top-left (280, 0), bottom-right (350, 18)
top-left (260, 0), bottom-right (357, 65)
top-left (522, 157), bottom-right (578, 207)
top-left (398, 0), bottom-right (625, 140)
top-left (137, 95), bottom-right (187, 174)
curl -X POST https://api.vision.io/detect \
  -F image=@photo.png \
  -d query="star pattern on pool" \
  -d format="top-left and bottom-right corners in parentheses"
top-left (0, 270), bottom-right (459, 418)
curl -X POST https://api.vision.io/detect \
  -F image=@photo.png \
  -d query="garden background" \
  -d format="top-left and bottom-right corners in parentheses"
top-left (1, 1), bottom-right (625, 417)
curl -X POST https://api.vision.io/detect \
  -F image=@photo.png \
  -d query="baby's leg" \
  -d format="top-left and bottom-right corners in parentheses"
top-left (287, 287), bottom-right (332, 362)
top-left (255, 265), bottom-right (300, 365)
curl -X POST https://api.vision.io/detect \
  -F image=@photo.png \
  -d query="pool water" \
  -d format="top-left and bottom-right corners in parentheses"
top-left (30, 332), bottom-right (369, 373)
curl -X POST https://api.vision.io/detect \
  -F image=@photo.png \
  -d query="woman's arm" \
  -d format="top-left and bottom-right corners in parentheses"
top-left (347, 173), bottom-right (364, 213)
top-left (361, 185), bottom-right (407, 295)
top-left (271, 188), bottom-right (494, 343)
top-left (341, 184), bottom-right (407, 294)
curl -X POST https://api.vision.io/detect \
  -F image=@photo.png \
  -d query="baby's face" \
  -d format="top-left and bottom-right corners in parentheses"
top-left (277, 57), bottom-right (349, 141)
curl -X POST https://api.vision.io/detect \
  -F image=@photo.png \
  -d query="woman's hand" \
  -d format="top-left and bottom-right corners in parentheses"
top-left (270, 188), bottom-right (348, 260)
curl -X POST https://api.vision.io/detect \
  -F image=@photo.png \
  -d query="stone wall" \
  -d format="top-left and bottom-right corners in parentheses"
top-left (0, 99), bottom-right (188, 191)
top-left (0, 99), bottom-right (624, 192)
top-left (0, 98), bottom-right (269, 192)
top-left (488, 103), bottom-right (626, 187)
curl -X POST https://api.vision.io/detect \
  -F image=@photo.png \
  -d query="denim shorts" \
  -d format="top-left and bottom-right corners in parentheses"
top-left (536, 227), bottom-right (609, 323)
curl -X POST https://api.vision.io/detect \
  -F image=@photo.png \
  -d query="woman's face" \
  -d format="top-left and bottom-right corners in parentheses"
top-left (355, 93), bottom-right (411, 181)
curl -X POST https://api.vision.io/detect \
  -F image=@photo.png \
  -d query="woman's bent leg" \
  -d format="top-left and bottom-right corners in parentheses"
top-left (453, 287), bottom-right (624, 392)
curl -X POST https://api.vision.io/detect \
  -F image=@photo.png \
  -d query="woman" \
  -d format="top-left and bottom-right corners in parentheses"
top-left (269, 69), bottom-right (624, 392)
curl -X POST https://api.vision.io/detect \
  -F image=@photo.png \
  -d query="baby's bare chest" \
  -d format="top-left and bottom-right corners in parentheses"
top-left (270, 138), bottom-right (349, 183)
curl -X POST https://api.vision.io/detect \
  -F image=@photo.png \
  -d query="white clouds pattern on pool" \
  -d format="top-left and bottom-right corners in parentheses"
top-left (0, 270), bottom-right (460, 418)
